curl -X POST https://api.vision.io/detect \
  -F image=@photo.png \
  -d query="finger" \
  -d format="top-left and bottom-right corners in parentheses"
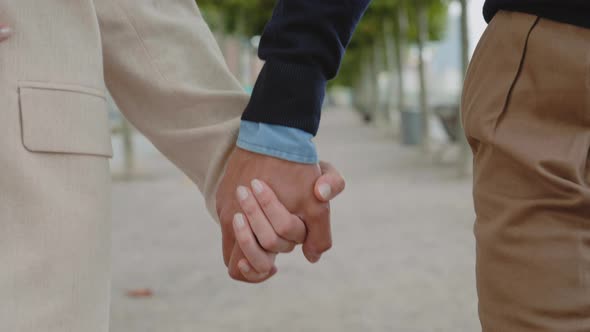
top-left (233, 213), bottom-right (276, 274)
top-left (228, 245), bottom-right (277, 283)
top-left (251, 179), bottom-right (306, 244)
top-left (0, 25), bottom-right (12, 42)
top-left (220, 212), bottom-right (236, 266)
top-left (314, 161), bottom-right (346, 202)
top-left (302, 203), bottom-right (333, 264)
top-left (237, 258), bottom-right (278, 282)
top-left (237, 186), bottom-right (296, 253)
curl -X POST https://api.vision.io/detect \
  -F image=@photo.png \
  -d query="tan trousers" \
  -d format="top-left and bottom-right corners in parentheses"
top-left (462, 11), bottom-right (590, 331)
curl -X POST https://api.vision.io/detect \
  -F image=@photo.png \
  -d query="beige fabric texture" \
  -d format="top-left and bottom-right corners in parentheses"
top-left (463, 11), bottom-right (590, 331)
top-left (0, 0), bottom-right (247, 331)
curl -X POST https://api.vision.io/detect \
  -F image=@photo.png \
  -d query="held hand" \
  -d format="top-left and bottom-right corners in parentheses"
top-left (0, 25), bottom-right (12, 42)
top-left (240, 162), bottom-right (346, 254)
top-left (233, 168), bottom-right (345, 277)
top-left (216, 148), bottom-right (345, 283)
top-left (237, 180), bottom-right (306, 254)
top-left (228, 179), bottom-right (307, 282)
top-left (229, 178), bottom-right (307, 281)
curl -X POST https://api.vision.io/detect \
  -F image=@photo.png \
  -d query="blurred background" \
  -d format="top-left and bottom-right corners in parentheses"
top-left (108, 0), bottom-right (488, 331)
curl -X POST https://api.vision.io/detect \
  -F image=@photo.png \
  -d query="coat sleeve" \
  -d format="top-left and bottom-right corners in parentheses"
top-left (94, 0), bottom-right (248, 220)
top-left (241, 0), bottom-right (371, 135)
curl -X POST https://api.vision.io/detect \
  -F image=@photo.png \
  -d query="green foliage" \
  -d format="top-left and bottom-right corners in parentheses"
top-left (196, 0), bottom-right (451, 88)
top-left (333, 0), bottom-right (450, 87)
top-left (197, 0), bottom-right (275, 35)
top-left (405, 0), bottom-right (449, 42)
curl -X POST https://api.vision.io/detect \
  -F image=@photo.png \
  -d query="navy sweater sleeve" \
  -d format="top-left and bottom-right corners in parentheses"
top-left (241, 0), bottom-right (371, 136)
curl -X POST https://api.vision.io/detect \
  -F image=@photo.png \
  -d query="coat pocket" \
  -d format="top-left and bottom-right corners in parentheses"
top-left (461, 11), bottom-right (539, 144)
top-left (18, 81), bottom-right (113, 158)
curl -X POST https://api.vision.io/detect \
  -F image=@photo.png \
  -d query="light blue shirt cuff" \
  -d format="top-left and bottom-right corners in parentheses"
top-left (237, 120), bottom-right (319, 164)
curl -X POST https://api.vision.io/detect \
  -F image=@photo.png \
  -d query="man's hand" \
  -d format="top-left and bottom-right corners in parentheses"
top-left (0, 25), bottom-right (12, 42)
top-left (231, 169), bottom-right (344, 281)
top-left (216, 148), bottom-right (345, 282)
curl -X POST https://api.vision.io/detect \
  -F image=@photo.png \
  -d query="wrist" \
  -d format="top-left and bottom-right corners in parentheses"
top-left (237, 120), bottom-right (318, 164)
top-left (241, 60), bottom-right (326, 136)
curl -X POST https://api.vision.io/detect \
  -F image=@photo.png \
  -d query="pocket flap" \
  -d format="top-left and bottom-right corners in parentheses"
top-left (19, 82), bottom-right (113, 158)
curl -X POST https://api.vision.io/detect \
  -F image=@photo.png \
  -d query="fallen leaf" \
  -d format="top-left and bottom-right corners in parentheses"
top-left (126, 288), bottom-right (154, 298)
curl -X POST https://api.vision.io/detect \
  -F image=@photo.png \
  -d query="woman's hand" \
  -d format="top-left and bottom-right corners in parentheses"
top-left (231, 161), bottom-right (346, 281)
top-left (231, 179), bottom-right (306, 280)
top-left (0, 25), bottom-right (12, 42)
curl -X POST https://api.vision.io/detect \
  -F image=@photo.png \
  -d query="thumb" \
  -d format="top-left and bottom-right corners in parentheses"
top-left (314, 161), bottom-right (346, 202)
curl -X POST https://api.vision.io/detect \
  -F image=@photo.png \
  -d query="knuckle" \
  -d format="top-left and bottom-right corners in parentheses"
top-left (228, 267), bottom-right (243, 281)
top-left (274, 221), bottom-right (294, 238)
top-left (283, 244), bottom-right (296, 253)
top-left (241, 202), bottom-right (258, 216)
top-left (308, 204), bottom-right (330, 221)
top-left (260, 262), bottom-right (274, 274)
top-left (237, 234), bottom-right (252, 247)
top-left (221, 216), bottom-right (234, 233)
top-left (336, 177), bottom-right (346, 192)
top-left (219, 212), bottom-right (228, 224)
top-left (257, 193), bottom-right (273, 210)
top-left (260, 235), bottom-right (280, 252)
top-left (222, 212), bottom-right (234, 226)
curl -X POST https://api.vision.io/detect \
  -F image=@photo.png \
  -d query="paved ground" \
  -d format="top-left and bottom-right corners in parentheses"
top-left (109, 109), bottom-right (479, 332)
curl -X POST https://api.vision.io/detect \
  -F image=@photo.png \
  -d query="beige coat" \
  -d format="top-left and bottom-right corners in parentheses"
top-left (0, 1), bottom-right (247, 330)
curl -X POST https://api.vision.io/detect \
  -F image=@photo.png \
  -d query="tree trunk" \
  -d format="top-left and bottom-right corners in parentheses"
top-left (383, 21), bottom-right (395, 124)
top-left (394, 8), bottom-right (408, 116)
top-left (235, 12), bottom-right (252, 86)
top-left (359, 53), bottom-right (374, 123)
top-left (457, 0), bottom-right (471, 175)
top-left (416, 0), bottom-right (430, 150)
top-left (372, 40), bottom-right (386, 122)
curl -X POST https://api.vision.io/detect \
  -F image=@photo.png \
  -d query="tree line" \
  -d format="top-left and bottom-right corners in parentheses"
top-left (198, 0), bottom-right (471, 170)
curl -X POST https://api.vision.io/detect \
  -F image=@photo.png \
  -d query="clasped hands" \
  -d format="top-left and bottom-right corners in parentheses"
top-left (0, 25), bottom-right (341, 283)
top-left (216, 148), bottom-right (345, 283)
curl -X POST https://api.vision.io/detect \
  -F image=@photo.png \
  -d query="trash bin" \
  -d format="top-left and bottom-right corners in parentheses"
top-left (400, 107), bottom-right (423, 146)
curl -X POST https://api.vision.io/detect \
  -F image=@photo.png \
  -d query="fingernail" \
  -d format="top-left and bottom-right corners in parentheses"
top-left (0, 26), bottom-right (12, 37)
top-left (237, 186), bottom-right (248, 201)
top-left (251, 179), bottom-right (263, 194)
top-left (233, 213), bottom-right (245, 229)
top-left (238, 260), bottom-right (250, 273)
top-left (318, 183), bottom-right (332, 200)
